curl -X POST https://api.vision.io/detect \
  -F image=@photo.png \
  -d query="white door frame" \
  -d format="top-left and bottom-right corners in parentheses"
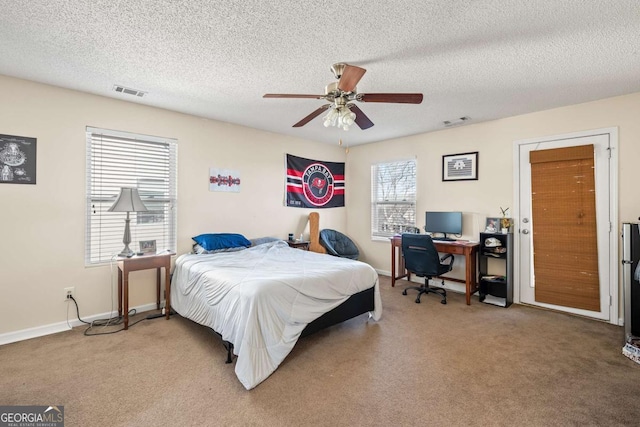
top-left (512, 127), bottom-right (619, 325)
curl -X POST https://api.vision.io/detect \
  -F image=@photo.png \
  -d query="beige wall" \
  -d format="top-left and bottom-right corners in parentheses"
top-left (2, 72), bottom-right (639, 339)
top-left (346, 91), bottom-right (640, 313)
top-left (0, 75), bottom-right (346, 336)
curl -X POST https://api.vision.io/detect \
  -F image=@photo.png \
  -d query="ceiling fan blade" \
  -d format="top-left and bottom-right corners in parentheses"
top-left (338, 65), bottom-right (366, 92)
top-left (263, 94), bottom-right (326, 99)
top-left (349, 104), bottom-right (374, 130)
top-left (292, 104), bottom-right (331, 127)
top-left (359, 93), bottom-right (423, 104)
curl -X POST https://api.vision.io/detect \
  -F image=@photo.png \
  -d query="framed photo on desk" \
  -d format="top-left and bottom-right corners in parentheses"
top-left (485, 218), bottom-right (500, 233)
top-left (139, 239), bottom-right (156, 254)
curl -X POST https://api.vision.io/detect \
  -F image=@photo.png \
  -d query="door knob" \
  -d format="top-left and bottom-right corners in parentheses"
top-left (522, 229), bottom-right (530, 234)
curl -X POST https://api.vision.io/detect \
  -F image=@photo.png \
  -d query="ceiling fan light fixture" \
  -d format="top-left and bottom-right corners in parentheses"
top-left (323, 108), bottom-right (338, 127)
top-left (323, 105), bottom-right (356, 130)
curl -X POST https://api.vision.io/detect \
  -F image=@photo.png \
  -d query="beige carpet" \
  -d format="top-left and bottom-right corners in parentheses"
top-left (1, 275), bottom-right (640, 426)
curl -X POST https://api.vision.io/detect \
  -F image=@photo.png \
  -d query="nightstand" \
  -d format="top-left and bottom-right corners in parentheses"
top-left (117, 252), bottom-right (174, 330)
top-left (287, 240), bottom-right (310, 251)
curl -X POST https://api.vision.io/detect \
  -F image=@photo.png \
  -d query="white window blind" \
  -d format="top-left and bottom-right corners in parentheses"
top-left (86, 127), bottom-right (177, 265)
top-left (371, 159), bottom-right (417, 239)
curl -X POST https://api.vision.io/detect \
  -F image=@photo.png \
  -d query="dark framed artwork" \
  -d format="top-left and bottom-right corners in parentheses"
top-left (442, 151), bottom-right (478, 181)
top-left (0, 134), bottom-right (37, 184)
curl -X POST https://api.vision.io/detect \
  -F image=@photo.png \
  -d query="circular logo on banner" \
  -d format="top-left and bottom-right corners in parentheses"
top-left (302, 163), bottom-right (334, 206)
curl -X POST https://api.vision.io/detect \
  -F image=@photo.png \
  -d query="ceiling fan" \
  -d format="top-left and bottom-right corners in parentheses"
top-left (263, 63), bottom-right (423, 130)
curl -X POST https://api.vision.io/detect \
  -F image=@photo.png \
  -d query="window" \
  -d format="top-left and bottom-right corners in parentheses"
top-left (371, 159), bottom-right (417, 239)
top-left (86, 127), bottom-right (177, 265)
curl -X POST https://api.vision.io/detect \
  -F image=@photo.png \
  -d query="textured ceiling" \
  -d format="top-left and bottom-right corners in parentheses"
top-left (0, 0), bottom-right (639, 146)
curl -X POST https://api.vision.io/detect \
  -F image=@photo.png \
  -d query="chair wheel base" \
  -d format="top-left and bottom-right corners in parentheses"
top-left (441, 300), bottom-right (447, 304)
top-left (415, 298), bottom-right (421, 304)
top-left (402, 290), bottom-right (408, 295)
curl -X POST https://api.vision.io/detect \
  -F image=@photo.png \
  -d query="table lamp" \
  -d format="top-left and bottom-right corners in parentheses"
top-left (108, 187), bottom-right (148, 257)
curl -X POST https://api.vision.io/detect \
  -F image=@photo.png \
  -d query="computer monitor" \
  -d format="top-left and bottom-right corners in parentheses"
top-left (425, 211), bottom-right (462, 240)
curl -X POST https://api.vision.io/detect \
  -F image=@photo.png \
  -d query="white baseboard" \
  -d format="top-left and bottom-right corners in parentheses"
top-left (0, 302), bottom-right (161, 346)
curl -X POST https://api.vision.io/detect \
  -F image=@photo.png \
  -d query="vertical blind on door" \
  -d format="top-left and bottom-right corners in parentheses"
top-left (529, 144), bottom-right (599, 311)
top-left (86, 127), bottom-right (178, 265)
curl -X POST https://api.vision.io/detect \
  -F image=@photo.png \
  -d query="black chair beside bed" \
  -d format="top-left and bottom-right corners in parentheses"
top-left (401, 233), bottom-right (454, 304)
top-left (319, 229), bottom-right (360, 260)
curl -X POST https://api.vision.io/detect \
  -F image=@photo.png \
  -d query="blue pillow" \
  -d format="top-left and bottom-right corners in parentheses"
top-left (192, 233), bottom-right (251, 251)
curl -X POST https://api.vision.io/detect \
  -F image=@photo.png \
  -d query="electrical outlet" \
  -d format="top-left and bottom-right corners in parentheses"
top-left (64, 287), bottom-right (75, 301)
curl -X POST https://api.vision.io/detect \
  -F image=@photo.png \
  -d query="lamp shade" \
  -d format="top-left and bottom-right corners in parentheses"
top-left (108, 187), bottom-right (148, 212)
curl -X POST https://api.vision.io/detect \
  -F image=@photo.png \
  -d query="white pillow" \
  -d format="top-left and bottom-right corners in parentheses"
top-left (192, 243), bottom-right (247, 254)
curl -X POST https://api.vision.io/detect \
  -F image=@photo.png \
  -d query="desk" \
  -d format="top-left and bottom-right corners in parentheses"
top-left (117, 252), bottom-right (174, 330)
top-left (390, 236), bottom-right (479, 305)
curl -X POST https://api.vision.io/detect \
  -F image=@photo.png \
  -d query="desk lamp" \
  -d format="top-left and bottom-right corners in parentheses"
top-left (108, 187), bottom-right (148, 257)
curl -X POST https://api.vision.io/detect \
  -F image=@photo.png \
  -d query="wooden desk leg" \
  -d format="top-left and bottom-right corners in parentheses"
top-left (165, 264), bottom-right (171, 320)
top-left (118, 269), bottom-right (123, 317)
top-left (464, 249), bottom-right (476, 306)
top-left (391, 239), bottom-right (410, 286)
top-left (156, 268), bottom-right (161, 310)
top-left (402, 256), bottom-right (411, 282)
top-left (469, 250), bottom-right (478, 303)
top-left (123, 271), bottom-right (129, 330)
top-left (391, 244), bottom-right (397, 287)
top-left (464, 250), bottom-right (470, 305)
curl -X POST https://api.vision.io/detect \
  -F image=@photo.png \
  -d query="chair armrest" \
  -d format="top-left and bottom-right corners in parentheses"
top-left (440, 253), bottom-right (454, 267)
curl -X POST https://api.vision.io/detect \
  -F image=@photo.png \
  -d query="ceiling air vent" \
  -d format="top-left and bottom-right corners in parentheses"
top-left (443, 116), bottom-right (470, 127)
top-left (113, 85), bottom-right (146, 97)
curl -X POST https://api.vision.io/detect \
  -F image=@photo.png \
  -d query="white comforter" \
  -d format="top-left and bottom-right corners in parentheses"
top-left (170, 240), bottom-right (382, 389)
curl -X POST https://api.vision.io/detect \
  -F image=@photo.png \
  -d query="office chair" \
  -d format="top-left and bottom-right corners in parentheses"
top-left (401, 234), bottom-right (454, 304)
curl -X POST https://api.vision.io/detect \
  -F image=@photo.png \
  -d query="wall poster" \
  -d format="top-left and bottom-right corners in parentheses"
top-left (0, 134), bottom-right (37, 184)
top-left (209, 168), bottom-right (241, 192)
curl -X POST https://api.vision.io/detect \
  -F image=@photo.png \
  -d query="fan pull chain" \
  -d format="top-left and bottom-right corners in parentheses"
top-left (339, 138), bottom-right (350, 154)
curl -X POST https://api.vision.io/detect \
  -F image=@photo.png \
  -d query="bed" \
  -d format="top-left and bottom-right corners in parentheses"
top-left (170, 238), bottom-right (382, 390)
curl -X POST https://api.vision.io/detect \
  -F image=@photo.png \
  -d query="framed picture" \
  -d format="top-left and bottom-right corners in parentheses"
top-left (139, 240), bottom-right (156, 254)
top-left (442, 151), bottom-right (478, 181)
top-left (485, 218), bottom-right (500, 233)
top-left (209, 167), bottom-right (241, 193)
top-left (0, 134), bottom-right (37, 184)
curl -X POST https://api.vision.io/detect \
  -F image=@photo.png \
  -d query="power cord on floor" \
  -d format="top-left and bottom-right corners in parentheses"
top-left (68, 295), bottom-right (92, 325)
top-left (67, 295), bottom-right (162, 336)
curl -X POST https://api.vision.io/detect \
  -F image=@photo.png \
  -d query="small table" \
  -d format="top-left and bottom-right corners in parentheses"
top-left (287, 240), bottom-right (310, 250)
top-left (117, 252), bottom-right (174, 330)
top-left (390, 236), bottom-right (479, 305)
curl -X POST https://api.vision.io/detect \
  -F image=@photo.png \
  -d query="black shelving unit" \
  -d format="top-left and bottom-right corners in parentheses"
top-left (478, 232), bottom-right (513, 307)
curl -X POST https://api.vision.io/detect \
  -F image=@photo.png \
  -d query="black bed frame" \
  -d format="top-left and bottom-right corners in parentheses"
top-left (217, 286), bottom-right (375, 364)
